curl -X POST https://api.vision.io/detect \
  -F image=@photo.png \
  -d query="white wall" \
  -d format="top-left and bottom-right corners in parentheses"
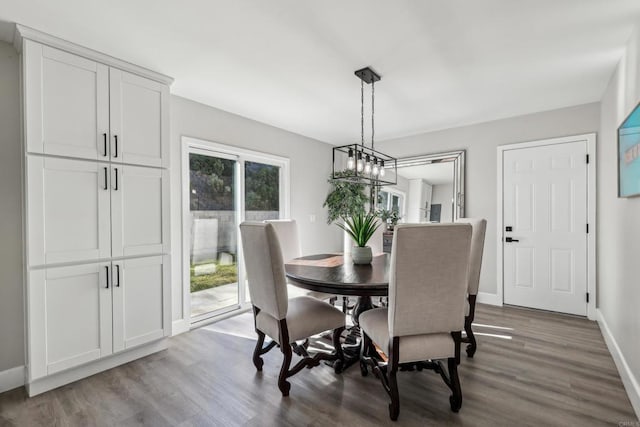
top-left (0, 41), bottom-right (24, 373)
top-left (431, 183), bottom-right (454, 222)
top-left (598, 25), bottom-right (640, 416)
top-left (170, 96), bottom-right (342, 323)
top-left (377, 102), bottom-right (600, 296)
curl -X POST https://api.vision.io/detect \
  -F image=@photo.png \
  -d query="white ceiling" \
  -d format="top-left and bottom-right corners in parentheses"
top-left (397, 162), bottom-right (454, 185)
top-left (1, 1), bottom-right (639, 144)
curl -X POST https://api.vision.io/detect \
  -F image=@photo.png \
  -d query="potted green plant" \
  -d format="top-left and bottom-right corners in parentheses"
top-left (337, 212), bottom-right (381, 264)
top-left (377, 208), bottom-right (401, 230)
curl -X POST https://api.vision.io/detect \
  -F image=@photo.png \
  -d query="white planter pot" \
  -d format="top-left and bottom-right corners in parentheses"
top-left (352, 246), bottom-right (372, 265)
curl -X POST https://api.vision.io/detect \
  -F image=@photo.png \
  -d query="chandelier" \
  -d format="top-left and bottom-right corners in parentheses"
top-left (332, 67), bottom-right (397, 191)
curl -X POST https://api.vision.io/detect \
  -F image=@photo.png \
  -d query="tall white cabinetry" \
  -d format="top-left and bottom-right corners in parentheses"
top-left (16, 26), bottom-right (172, 396)
top-left (407, 179), bottom-right (433, 223)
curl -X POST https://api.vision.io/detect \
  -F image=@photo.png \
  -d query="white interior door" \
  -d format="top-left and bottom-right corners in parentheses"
top-left (109, 68), bottom-right (169, 167)
top-left (27, 156), bottom-right (111, 266)
top-left (24, 41), bottom-right (109, 160)
top-left (502, 141), bottom-right (588, 315)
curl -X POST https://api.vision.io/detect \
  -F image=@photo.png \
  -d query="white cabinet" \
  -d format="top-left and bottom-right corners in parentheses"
top-left (110, 69), bottom-right (169, 168)
top-left (111, 165), bottom-right (168, 258)
top-left (23, 40), bottom-right (168, 166)
top-left (18, 27), bottom-right (172, 394)
top-left (28, 262), bottom-right (113, 379)
top-left (112, 256), bottom-right (168, 352)
top-left (27, 157), bottom-right (111, 266)
top-left (24, 42), bottom-right (109, 161)
top-left (407, 179), bottom-right (433, 223)
top-left (26, 159), bottom-right (167, 266)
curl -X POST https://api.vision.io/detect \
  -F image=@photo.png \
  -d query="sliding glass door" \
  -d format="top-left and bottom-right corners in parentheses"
top-left (183, 138), bottom-right (289, 324)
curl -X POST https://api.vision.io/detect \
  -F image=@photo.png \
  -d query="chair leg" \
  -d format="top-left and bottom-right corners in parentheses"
top-left (388, 337), bottom-right (400, 421)
top-left (278, 337), bottom-right (293, 397)
top-left (464, 315), bottom-right (477, 358)
top-left (464, 295), bottom-right (478, 358)
top-left (333, 326), bottom-right (346, 374)
top-left (448, 357), bottom-right (462, 412)
top-left (360, 331), bottom-right (371, 377)
top-left (253, 330), bottom-right (266, 371)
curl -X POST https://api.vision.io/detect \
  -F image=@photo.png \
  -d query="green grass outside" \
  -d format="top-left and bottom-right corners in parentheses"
top-left (190, 261), bottom-right (238, 293)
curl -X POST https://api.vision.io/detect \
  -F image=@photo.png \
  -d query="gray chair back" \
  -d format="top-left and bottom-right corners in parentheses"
top-left (239, 222), bottom-right (288, 320)
top-left (456, 218), bottom-right (487, 296)
top-left (388, 223), bottom-right (471, 338)
top-left (265, 219), bottom-right (301, 262)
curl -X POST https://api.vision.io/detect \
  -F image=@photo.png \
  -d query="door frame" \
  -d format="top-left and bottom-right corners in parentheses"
top-left (181, 136), bottom-right (290, 327)
top-left (496, 133), bottom-right (596, 320)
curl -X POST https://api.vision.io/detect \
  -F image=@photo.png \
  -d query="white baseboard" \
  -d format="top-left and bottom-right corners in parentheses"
top-left (172, 319), bottom-right (190, 336)
top-left (27, 339), bottom-right (167, 397)
top-left (0, 365), bottom-right (25, 394)
top-left (597, 309), bottom-right (640, 419)
top-left (477, 292), bottom-right (503, 306)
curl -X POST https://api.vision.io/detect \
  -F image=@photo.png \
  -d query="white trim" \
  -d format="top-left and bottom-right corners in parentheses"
top-left (14, 24), bottom-right (173, 85)
top-left (181, 136), bottom-right (291, 325)
top-left (496, 133), bottom-right (597, 319)
top-left (27, 339), bottom-right (167, 396)
top-left (477, 292), bottom-right (503, 306)
top-left (171, 319), bottom-right (190, 336)
top-left (597, 310), bottom-right (640, 419)
top-left (0, 366), bottom-right (25, 394)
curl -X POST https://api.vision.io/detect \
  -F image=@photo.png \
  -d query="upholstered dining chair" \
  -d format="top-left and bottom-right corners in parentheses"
top-left (359, 223), bottom-right (472, 421)
top-left (265, 219), bottom-right (337, 304)
top-left (456, 218), bottom-right (487, 358)
top-left (239, 222), bottom-right (346, 396)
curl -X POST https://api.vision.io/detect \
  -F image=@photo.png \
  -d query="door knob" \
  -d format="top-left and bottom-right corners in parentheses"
top-left (505, 237), bottom-right (520, 243)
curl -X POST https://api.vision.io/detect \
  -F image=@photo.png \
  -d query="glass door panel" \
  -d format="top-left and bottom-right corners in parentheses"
top-left (189, 153), bottom-right (239, 319)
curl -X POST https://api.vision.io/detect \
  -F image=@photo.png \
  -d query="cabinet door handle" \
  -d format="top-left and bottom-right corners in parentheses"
top-left (103, 133), bottom-right (108, 157)
top-left (114, 168), bottom-right (119, 191)
top-left (103, 167), bottom-right (108, 190)
top-left (116, 264), bottom-right (121, 287)
top-left (114, 135), bottom-right (118, 158)
top-left (105, 266), bottom-right (110, 289)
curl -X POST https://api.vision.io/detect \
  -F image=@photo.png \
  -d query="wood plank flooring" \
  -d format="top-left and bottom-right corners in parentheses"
top-left (0, 304), bottom-right (636, 426)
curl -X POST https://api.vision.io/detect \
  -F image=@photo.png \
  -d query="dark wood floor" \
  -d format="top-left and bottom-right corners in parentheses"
top-left (0, 304), bottom-right (636, 426)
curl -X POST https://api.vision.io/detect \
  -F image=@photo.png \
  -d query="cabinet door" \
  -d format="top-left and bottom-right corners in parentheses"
top-left (27, 156), bottom-right (111, 266)
top-left (28, 263), bottom-right (113, 380)
top-left (112, 256), bottom-right (168, 352)
top-left (111, 165), bottom-right (167, 258)
top-left (109, 69), bottom-right (169, 167)
top-left (23, 40), bottom-right (109, 160)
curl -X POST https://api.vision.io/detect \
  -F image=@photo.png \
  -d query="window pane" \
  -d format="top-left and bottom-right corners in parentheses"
top-left (244, 161), bottom-right (280, 220)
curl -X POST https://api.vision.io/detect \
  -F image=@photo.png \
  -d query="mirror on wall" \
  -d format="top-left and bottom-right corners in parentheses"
top-left (379, 150), bottom-right (465, 224)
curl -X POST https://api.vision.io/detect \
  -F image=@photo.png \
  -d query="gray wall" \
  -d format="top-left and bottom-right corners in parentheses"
top-left (377, 102), bottom-right (600, 295)
top-left (598, 25), bottom-right (640, 409)
top-left (170, 96), bottom-right (342, 322)
top-left (0, 41), bottom-right (24, 372)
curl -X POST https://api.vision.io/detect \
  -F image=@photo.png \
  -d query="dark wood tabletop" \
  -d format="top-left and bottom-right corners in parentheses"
top-left (284, 253), bottom-right (390, 297)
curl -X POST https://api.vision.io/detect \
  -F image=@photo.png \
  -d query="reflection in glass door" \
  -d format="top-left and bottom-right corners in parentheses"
top-left (189, 152), bottom-right (240, 320)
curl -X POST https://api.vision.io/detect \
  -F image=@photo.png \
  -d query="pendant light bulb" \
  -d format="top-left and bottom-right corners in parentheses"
top-left (379, 160), bottom-right (386, 178)
top-left (364, 154), bottom-right (372, 174)
top-left (347, 148), bottom-right (355, 170)
top-left (356, 151), bottom-right (364, 172)
top-left (372, 157), bottom-right (379, 176)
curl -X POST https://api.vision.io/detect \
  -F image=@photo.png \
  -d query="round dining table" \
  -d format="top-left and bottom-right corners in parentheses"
top-left (284, 252), bottom-right (390, 326)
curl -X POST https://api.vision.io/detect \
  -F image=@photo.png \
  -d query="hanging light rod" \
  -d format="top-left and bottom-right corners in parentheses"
top-left (354, 67), bottom-right (381, 84)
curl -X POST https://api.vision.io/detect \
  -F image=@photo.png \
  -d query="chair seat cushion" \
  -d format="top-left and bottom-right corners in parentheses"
top-left (359, 308), bottom-right (455, 363)
top-left (257, 296), bottom-right (345, 344)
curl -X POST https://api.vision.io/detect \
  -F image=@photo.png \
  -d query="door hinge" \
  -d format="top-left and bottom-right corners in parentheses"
top-left (586, 292), bottom-right (590, 303)
top-left (586, 154), bottom-right (590, 164)
top-left (586, 223), bottom-right (589, 234)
